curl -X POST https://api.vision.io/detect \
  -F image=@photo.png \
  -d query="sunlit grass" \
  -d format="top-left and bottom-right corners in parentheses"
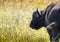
top-left (0, 5), bottom-right (50, 42)
top-left (0, 0), bottom-right (60, 42)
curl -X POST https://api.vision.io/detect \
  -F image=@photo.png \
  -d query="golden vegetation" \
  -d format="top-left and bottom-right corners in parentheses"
top-left (0, 0), bottom-right (60, 42)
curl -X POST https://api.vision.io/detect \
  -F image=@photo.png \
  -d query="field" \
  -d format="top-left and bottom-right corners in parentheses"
top-left (0, 0), bottom-right (60, 42)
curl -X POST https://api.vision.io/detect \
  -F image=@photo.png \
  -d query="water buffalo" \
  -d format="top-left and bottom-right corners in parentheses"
top-left (30, 3), bottom-right (60, 42)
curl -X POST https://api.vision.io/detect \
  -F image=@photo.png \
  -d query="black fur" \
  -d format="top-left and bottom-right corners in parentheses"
top-left (30, 3), bottom-right (60, 42)
top-left (30, 9), bottom-right (45, 29)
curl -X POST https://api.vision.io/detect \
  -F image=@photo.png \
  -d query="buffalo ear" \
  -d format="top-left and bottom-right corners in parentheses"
top-left (32, 8), bottom-right (40, 18)
top-left (36, 8), bottom-right (40, 16)
top-left (36, 8), bottom-right (42, 17)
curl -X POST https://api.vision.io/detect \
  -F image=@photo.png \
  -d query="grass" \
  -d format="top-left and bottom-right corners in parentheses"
top-left (0, 0), bottom-right (59, 42)
top-left (0, 5), bottom-right (50, 42)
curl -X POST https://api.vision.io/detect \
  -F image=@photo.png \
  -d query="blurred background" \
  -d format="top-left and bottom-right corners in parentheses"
top-left (0, 0), bottom-right (60, 42)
